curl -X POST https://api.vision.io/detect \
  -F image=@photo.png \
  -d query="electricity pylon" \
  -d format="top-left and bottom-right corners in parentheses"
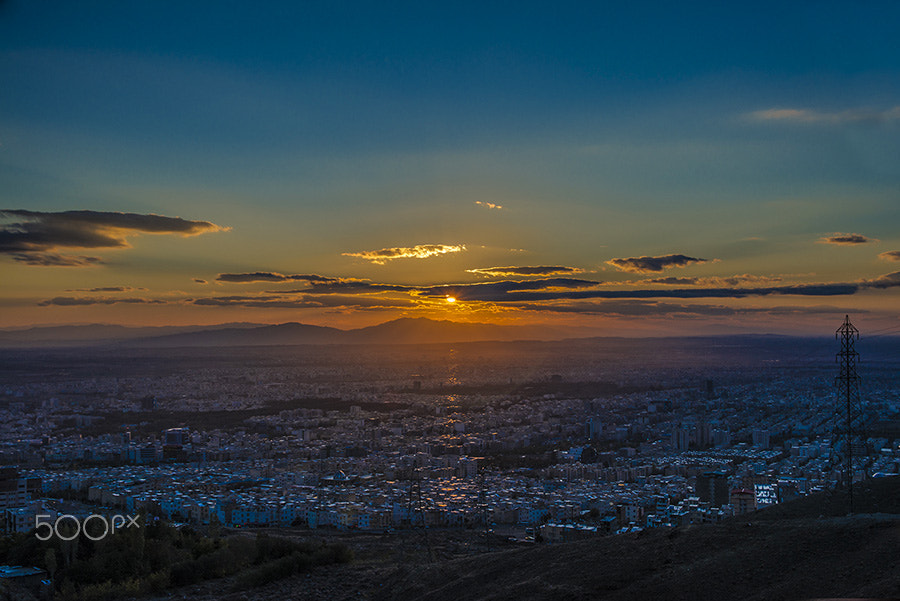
top-left (834, 315), bottom-right (865, 513)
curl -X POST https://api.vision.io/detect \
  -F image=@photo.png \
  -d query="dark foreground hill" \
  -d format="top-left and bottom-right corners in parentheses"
top-left (151, 477), bottom-right (900, 601)
top-left (369, 478), bottom-right (900, 601)
top-left (369, 480), bottom-right (900, 601)
top-left (374, 516), bottom-right (900, 601)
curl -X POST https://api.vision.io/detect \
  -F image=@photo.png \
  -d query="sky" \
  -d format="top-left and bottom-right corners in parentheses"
top-left (2, 1), bottom-right (900, 335)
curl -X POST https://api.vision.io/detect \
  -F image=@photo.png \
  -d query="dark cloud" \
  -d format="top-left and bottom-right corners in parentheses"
top-left (217, 272), bottom-right (289, 283)
top-left (1, 209), bottom-right (227, 265)
top-left (216, 272), bottom-right (340, 284)
top-left (275, 281), bottom-right (415, 294)
top-left (278, 271), bottom-right (900, 305)
top-left (190, 294), bottom-right (412, 309)
top-left (864, 271), bottom-right (900, 289)
top-left (37, 296), bottom-right (166, 307)
top-left (466, 265), bottom-right (585, 277)
top-left (64, 286), bottom-right (147, 292)
top-left (419, 278), bottom-right (600, 301)
top-left (878, 251), bottom-right (900, 262)
top-left (193, 278), bottom-right (208, 284)
top-left (712, 274), bottom-right (783, 286)
top-left (413, 279), bottom-right (877, 303)
top-left (606, 254), bottom-right (708, 273)
top-left (10, 252), bottom-right (103, 267)
top-left (512, 300), bottom-right (867, 318)
top-left (818, 233), bottom-right (875, 245)
top-left (513, 300), bottom-right (737, 317)
top-left (497, 282), bottom-right (863, 302)
top-left (643, 274), bottom-right (782, 287)
top-left (644, 276), bottom-right (700, 285)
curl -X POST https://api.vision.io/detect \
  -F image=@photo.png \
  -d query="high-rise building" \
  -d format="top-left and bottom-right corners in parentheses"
top-left (696, 471), bottom-right (730, 507)
top-left (585, 417), bottom-right (602, 441)
top-left (752, 429), bottom-right (770, 449)
top-left (712, 428), bottom-right (731, 448)
top-left (730, 488), bottom-right (757, 515)
top-left (698, 422), bottom-right (713, 449)
top-left (165, 428), bottom-right (190, 446)
top-left (671, 425), bottom-right (691, 451)
top-left (0, 469), bottom-right (28, 512)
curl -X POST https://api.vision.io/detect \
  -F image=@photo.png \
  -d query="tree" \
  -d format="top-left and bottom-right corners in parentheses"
top-left (208, 512), bottom-right (221, 540)
top-left (44, 548), bottom-right (57, 583)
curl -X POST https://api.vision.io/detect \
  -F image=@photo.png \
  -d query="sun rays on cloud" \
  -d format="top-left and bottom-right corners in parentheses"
top-left (18, 208), bottom-right (900, 326)
top-left (130, 264), bottom-right (900, 322)
top-left (342, 244), bottom-right (466, 265)
top-left (34, 265), bottom-right (900, 322)
top-left (466, 266), bottom-right (585, 277)
top-left (474, 201), bottom-right (504, 210)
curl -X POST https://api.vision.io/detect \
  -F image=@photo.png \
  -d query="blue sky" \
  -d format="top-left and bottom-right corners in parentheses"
top-left (2, 1), bottom-right (899, 333)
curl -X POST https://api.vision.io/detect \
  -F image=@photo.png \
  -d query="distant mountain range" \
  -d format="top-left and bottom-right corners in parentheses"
top-left (0, 318), bottom-right (592, 348)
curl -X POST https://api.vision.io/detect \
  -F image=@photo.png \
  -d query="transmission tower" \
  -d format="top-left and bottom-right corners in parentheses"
top-left (405, 470), bottom-right (434, 562)
top-left (833, 315), bottom-right (866, 513)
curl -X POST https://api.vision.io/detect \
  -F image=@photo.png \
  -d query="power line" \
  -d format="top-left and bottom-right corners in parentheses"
top-left (862, 324), bottom-right (900, 339)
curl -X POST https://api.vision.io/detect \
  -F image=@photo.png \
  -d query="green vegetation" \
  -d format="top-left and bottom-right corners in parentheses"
top-left (0, 515), bottom-right (352, 601)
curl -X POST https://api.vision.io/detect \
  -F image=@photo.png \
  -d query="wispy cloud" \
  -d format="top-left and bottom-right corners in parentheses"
top-left (342, 244), bottom-right (466, 265)
top-left (216, 272), bottom-right (340, 284)
top-left (474, 201), bottom-right (504, 210)
top-left (39, 269), bottom-right (900, 315)
top-left (411, 273), bottom-right (900, 303)
top-left (418, 278), bottom-right (600, 301)
top-left (37, 296), bottom-right (166, 306)
top-left (272, 281), bottom-right (414, 294)
top-left (1, 209), bottom-right (228, 266)
top-left (193, 278), bottom-right (208, 284)
top-left (189, 294), bottom-right (412, 309)
top-left (240, 269), bottom-right (900, 306)
top-left (10, 252), bottom-right (103, 267)
top-left (511, 300), bottom-right (863, 318)
top-left (642, 274), bottom-right (783, 287)
top-left (865, 271), bottom-right (900, 289)
top-left (877, 251), bottom-right (900, 262)
top-left (818, 233), bottom-right (876, 245)
top-left (466, 265), bottom-right (584, 278)
top-left (606, 254), bottom-right (708, 273)
top-left (747, 106), bottom-right (900, 125)
top-left (64, 286), bottom-right (148, 292)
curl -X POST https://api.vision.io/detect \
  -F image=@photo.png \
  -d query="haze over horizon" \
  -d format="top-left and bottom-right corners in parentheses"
top-left (3, 2), bottom-right (900, 336)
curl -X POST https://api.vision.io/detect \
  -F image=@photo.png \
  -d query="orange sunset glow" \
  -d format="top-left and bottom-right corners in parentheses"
top-left (1, 2), bottom-right (899, 338)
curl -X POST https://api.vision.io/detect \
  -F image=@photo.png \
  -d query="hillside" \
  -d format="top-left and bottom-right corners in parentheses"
top-left (0, 318), bottom-right (586, 348)
top-left (367, 477), bottom-right (900, 601)
top-left (147, 477), bottom-right (900, 601)
top-left (0, 322), bottom-right (262, 347)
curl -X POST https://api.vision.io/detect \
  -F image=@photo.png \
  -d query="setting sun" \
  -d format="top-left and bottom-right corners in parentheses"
top-left (446, 296), bottom-right (456, 303)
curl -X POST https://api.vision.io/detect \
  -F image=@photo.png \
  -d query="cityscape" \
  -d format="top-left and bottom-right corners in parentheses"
top-left (3, 1), bottom-right (900, 599)
top-left (1, 330), bottom-right (899, 598)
